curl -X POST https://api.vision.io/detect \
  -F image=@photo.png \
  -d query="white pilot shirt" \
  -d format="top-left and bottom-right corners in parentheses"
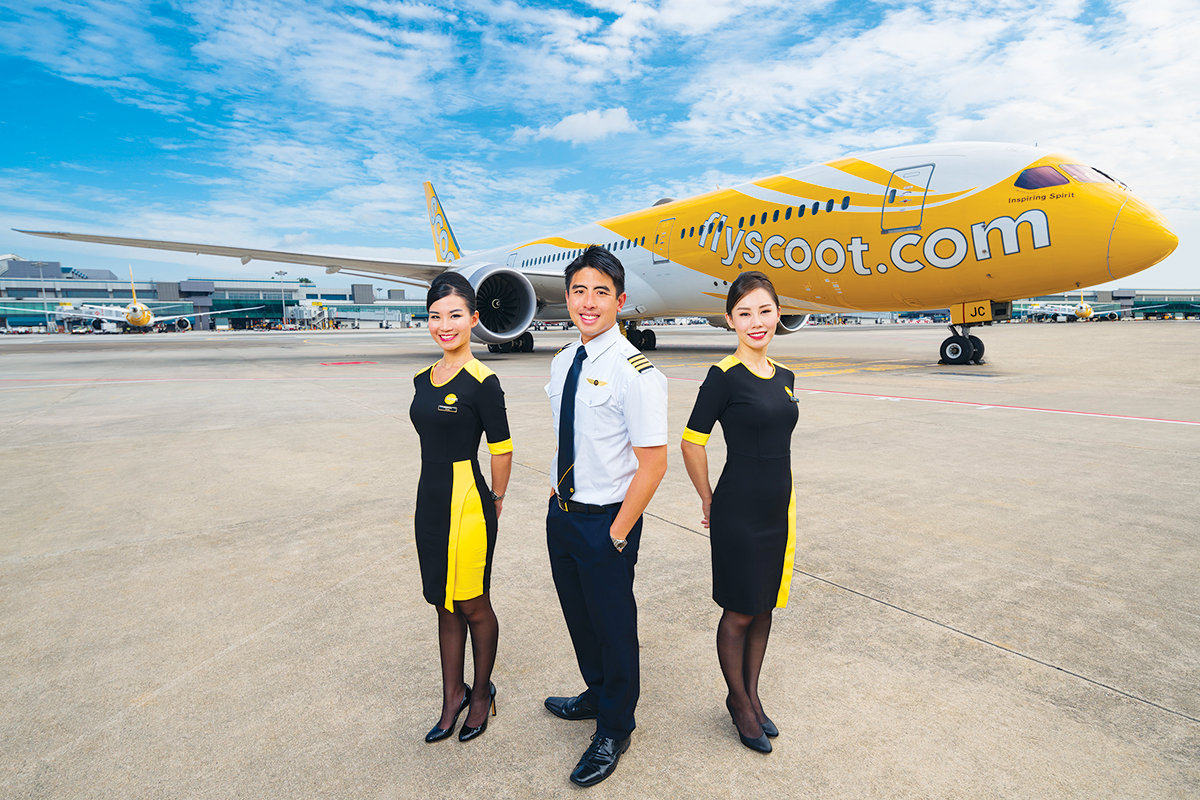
top-left (546, 323), bottom-right (669, 506)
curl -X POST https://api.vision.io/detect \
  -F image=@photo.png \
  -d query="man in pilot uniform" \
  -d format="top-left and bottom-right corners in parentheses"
top-left (544, 245), bottom-right (668, 787)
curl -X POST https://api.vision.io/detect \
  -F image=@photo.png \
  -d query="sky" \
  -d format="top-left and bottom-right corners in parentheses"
top-left (1, 0), bottom-right (1196, 290)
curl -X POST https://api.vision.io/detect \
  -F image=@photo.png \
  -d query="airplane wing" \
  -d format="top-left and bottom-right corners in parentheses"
top-left (0, 304), bottom-right (86, 319)
top-left (16, 230), bottom-right (447, 283)
top-left (155, 306), bottom-right (266, 323)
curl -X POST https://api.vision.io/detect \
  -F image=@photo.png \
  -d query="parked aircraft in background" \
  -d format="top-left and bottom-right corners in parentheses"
top-left (0, 267), bottom-right (263, 331)
top-left (19, 142), bottom-right (1177, 363)
top-left (1027, 302), bottom-right (1122, 322)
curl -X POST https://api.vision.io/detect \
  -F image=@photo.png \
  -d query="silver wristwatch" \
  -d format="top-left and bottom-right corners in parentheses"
top-left (611, 536), bottom-right (627, 552)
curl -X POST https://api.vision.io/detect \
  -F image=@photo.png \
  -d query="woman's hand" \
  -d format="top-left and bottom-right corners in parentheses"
top-left (700, 497), bottom-right (711, 528)
top-left (494, 498), bottom-right (504, 519)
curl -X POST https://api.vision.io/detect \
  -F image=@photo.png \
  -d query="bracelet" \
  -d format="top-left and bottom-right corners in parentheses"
top-left (490, 490), bottom-right (506, 501)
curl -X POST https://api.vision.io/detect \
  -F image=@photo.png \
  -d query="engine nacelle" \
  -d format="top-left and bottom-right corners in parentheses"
top-left (175, 318), bottom-right (192, 332)
top-left (453, 264), bottom-right (538, 344)
top-left (91, 318), bottom-right (103, 332)
top-left (705, 315), bottom-right (732, 331)
top-left (775, 314), bottom-right (810, 335)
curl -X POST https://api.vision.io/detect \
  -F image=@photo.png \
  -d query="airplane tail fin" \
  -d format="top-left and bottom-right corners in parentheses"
top-left (424, 182), bottom-right (463, 263)
top-left (129, 265), bottom-right (138, 303)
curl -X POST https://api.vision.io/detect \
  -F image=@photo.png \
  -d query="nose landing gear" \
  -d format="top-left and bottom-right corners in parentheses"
top-left (939, 324), bottom-right (986, 365)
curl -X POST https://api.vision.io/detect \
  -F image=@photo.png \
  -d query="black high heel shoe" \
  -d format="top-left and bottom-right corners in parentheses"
top-left (726, 697), bottom-right (771, 753)
top-left (425, 685), bottom-right (471, 743)
top-left (760, 715), bottom-right (779, 738)
top-left (458, 682), bottom-right (496, 742)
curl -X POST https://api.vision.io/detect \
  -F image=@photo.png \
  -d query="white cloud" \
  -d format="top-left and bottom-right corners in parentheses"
top-left (514, 107), bottom-right (639, 145)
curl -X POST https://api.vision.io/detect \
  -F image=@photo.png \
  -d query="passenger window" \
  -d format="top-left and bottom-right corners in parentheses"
top-left (689, 226), bottom-right (694, 237)
top-left (1015, 166), bottom-right (1069, 189)
top-left (1059, 164), bottom-right (1115, 184)
top-left (718, 220), bottom-right (724, 232)
top-left (888, 189), bottom-right (897, 203)
top-left (841, 196), bottom-right (850, 210)
top-left (812, 202), bottom-right (820, 215)
top-left (798, 206), bottom-right (805, 218)
top-left (826, 199), bottom-right (834, 213)
top-left (739, 217), bottom-right (745, 228)
top-left (749, 214), bottom-right (756, 226)
top-left (772, 210), bottom-right (779, 222)
top-left (785, 208), bottom-right (791, 220)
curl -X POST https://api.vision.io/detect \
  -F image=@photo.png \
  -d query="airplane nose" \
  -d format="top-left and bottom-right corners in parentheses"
top-left (1107, 193), bottom-right (1178, 280)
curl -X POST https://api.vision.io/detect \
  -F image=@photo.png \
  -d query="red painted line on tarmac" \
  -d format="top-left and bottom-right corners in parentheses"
top-left (3, 374), bottom-right (1196, 427)
top-left (791, 386), bottom-right (1200, 426)
top-left (319, 361), bottom-right (377, 365)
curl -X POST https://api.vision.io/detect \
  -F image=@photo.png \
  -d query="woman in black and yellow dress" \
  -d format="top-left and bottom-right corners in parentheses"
top-left (410, 272), bottom-right (512, 743)
top-left (681, 271), bottom-right (799, 754)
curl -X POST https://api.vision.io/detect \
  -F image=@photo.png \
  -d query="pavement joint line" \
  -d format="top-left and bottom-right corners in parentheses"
top-left (643, 512), bottom-right (1200, 727)
top-left (15, 543), bottom-right (412, 782)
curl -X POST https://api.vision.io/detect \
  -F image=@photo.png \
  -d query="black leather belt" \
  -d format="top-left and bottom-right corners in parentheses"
top-left (556, 495), bottom-right (622, 515)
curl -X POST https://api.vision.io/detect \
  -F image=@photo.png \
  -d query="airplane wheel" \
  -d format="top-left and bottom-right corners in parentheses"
top-left (488, 344), bottom-right (502, 353)
top-left (518, 331), bottom-right (535, 352)
top-left (627, 329), bottom-right (644, 350)
top-left (968, 335), bottom-right (985, 363)
top-left (940, 335), bottom-right (975, 365)
top-left (641, 329), bottom-right (656, 350)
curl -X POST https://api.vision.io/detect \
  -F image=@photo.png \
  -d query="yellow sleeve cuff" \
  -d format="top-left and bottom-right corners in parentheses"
top-left (681, 428), bottom-right (711, 446)
top-left (487, 438), bottom-right (514, 455)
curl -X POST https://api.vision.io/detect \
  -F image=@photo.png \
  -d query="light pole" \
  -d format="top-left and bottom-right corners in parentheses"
top-left (275, 270), bottom-right (287, 329)
top-left (32, 261), bottom-right (51, 333)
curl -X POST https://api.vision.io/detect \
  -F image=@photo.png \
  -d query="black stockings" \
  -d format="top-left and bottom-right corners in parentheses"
top-left (434, 593), bottom-right (498, 729)
top-left (716, 608), bottom-right (773, 737)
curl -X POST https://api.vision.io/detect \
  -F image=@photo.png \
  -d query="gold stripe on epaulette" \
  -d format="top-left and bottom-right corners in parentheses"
top-left (555, 343), bottom-right (571, 356)
top-left (627, 354), bottom-right (654, 373)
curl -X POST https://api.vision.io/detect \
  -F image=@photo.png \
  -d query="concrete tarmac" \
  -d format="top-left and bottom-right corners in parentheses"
top-left (1, 321), bottom-right (1197, 799)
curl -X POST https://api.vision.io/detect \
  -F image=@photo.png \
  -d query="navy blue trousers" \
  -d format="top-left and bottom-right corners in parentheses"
top-left (546, 496), bottom-right (643, 740)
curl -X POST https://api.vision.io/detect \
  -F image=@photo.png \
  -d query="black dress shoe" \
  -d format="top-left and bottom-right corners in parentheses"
top-left (544, 693), bottom-right (598, 721)
top-left (569, 733), bottom-right (630, 787)
top-left (458, 682), bottom-right (496, 742)
top-left (760, 715), bottom-right (779, 738)
top-left (725, 696), bottom-right (771, 753)
top-left (425, 685), bottom-right (470, 743)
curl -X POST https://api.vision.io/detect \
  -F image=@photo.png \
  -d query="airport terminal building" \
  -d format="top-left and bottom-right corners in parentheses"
top-left (0, 256), bottom-right (427, 330)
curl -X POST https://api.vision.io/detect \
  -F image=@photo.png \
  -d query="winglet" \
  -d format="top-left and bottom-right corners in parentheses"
top-left (129, 265), bottom-right (138, 303)
top-left (424, 182), bottom-right (463, 263)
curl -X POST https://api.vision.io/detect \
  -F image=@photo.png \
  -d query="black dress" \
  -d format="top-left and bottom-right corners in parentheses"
top-left (409, 359), bottom-right (512, 611)
top-left (683, 356), bottom-right (799, 615)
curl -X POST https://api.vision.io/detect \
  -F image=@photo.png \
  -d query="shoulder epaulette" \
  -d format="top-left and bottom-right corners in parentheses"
top-left (462, 359), bottom-right (497, 383)
top-left (555, 342), bottom-right (573, 357)
top-left (627, 353), bottom-right (654, 373)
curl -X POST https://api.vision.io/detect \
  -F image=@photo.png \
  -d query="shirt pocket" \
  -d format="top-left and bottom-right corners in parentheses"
top-left (577, 381), bottom-right (617, 436)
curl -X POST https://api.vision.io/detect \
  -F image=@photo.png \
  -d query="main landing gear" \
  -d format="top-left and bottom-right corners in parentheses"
top-left (939, 324), bottom-right (985, 365)
top-left (487, 330), bottom-right (535, 354)
top-left (624, 321), bottom-right (656, 351)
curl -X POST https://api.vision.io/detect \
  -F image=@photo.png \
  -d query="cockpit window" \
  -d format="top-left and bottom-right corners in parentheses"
top-left (1059, 164), bottom-right (1116, 184)
top-left (1015, 166), bottom-right (1069, 189)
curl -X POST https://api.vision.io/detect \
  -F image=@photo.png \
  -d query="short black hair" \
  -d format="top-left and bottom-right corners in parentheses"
top-left (564, 245), bottom-right (625, 296)
top-left (725, 271), bottom-right (780, 316)
top-left (426, 271), bottom-right (476, 314)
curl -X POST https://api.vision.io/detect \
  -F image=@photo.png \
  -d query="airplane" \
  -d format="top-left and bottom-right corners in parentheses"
top-left (17, 141), bottom-right (1178, 364)
top-left (0, 267), bottom-right (263, 332)
top-left (1026, 302), bottom-right (1122, 322)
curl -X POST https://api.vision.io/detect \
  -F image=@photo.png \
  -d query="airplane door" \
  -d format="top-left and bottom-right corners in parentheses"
top-left (881, 164), bottom-right (934, 233)
top-left (653, 218), bottom-right (675, 264)
top-left (507, 252), bottom-right (518, 268)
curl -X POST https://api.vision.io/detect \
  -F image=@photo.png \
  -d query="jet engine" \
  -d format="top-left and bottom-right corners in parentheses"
top-left (91, 318), bottom-right (103, 331)
top-left (775, 314), bottom-right (811, 334)
top-left (453, 264), bottom-right (538, 344)
top-left (175, 318), bottom-right (192, 332)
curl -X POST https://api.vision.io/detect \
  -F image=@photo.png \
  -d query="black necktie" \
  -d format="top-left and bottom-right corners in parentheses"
top-left (557, 346), bottom-right (588, 498)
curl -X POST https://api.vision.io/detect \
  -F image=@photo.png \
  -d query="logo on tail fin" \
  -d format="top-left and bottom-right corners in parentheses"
top-left (424, 182), bottom-right (463, 263)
